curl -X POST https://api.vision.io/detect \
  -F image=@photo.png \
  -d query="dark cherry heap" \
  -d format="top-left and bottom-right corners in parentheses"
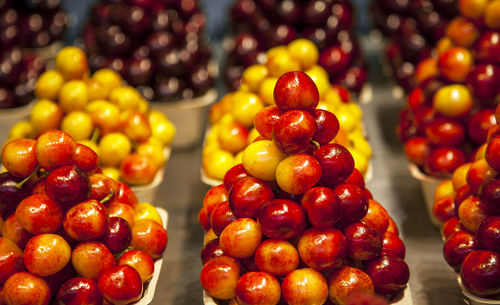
top-left (199, 71), bottom-right (409, 305)
top-left (0, 0), bottom-right (67, 108)
top-left (224, 0), bottom-right (367, 94)
top-left (433, 102), bottom-right (500, 299)
top-left (83, 0), bottom-right (213, 102)
top-left (371, 0), bottom-right (459, 91)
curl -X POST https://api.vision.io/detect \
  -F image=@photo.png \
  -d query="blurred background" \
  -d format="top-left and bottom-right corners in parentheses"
top-left (60, 0), bottom-right (371, 44)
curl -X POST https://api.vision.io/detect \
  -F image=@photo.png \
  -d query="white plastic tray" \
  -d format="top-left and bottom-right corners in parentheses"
top-left (408, 163), bottom-right (446, 227)
top-left (150, 89), bottom-right (218, 149)
top-left (131, 147), bottom-right (172, 204)
top-left (457, 274), bottom-right (500, 305)
top-left (135, 206), bottom-right (168, 305)
top-left (0, 102), bottom-right (33, 120)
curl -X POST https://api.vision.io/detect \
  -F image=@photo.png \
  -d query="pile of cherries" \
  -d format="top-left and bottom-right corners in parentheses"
top-left (224, 0), bottom-right (367, 93)
top-left (433, 102), bottom-right (500, 299)
top-left (83, 0), bottom-right (213, 102)
top-left (0, 0), bottom-right (67, 108)
top-left (399, 0), bottom-right (500, 178)
top-left (0, 130), bottom-right (168, 305)
top-left (371, 0), bottom-right (458, 91)
top-left (199, 72), bottom-right (409, 305)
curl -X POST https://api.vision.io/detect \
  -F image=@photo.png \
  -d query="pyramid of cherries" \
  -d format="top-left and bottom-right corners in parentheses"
top-left (371, 0), bottom-right (458, 91)
top-left (0, 130), bottom-right (168, 305)
top-left (432, 102), bottom-right (500, 300)
top-left (199, 72), bottom-right (409, 305)
top-left (224, 0), bottom-right (367, 93)
top-left (203, 39), bottom-right (371, 182)
top-left (0, 0), bottom-right (67, 109)
top-left (83, 0), bottom-right (213, 102)
top-left (398, 0), bottom-right (500, 178)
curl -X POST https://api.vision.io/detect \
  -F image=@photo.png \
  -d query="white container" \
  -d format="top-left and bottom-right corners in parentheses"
top-left (131, 147), bottom-right (172, 203)
top-left (0, 102), bottom-right (33, 120)
top-left (408, 163), bottom-right (445, 227)
top-left (457, 274), bottom-right (500, 305)
top-left (135, 207), bottom-right (168, 305)
top-left (203, 284), bottom-right (413, 305)
top-left (150, 89), bottom-right (218, 149)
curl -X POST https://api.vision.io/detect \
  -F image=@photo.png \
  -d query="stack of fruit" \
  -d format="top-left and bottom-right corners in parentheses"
top-left (203, 39), bottom-right (371, 183)
top-left (82, 0), bottom-right (214, 102)
top-left (371, 0), bottom-right (459, 91)
top-left (399, 0), bottom-right (500, 179)
top-left (0, 0), bottom-right (68, 109)
top-left (199, 72), bottom-right (409, 305)
top-left (7, 46), bottom-right (176, 186)
top-left (431, 103), bottom-right (500, 301)
top-left (0, 130), bottom-right (168, 305)
top-left (224, 0), bottom-right (367, 93)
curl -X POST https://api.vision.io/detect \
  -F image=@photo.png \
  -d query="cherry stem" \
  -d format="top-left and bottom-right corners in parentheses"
top-left (90, 128), bottom-right (101, 143)
top-left (100, 190), bottom-right (114, 205)
top-left (311, 140), bottom-right (321, 150)
top-left (16, 164), bottom-right (40, 189)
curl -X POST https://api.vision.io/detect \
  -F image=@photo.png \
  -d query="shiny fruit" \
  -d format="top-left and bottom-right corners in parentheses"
top-left (23, 234), bottom-right (71, 277)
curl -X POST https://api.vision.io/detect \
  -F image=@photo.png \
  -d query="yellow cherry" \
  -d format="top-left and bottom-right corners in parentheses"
top-left (34, 70), bottom-right (64, 100)
top-left (109, 86), bottom-right (141, 111)
top-left (288, 38), bottom-right (319, 70)
top-left (241, 64), bottom-right (269, 93)
top-left (101, 166), bottom-right (120, 181)
top-left (258, 77), bottom-right (278, 105)
top-left (98, 132), bottom-right (131, 167)
top-left (202, 150), bottom-right (235, 180)
top-left (30, 99), bottom-right (63, 133)
top-left (242, 140), bottom-right (287, 181)
top-left (58, 80), bottom-right (89, 113)
top-left (55, 46), bottom-right (89, 80)
top-left (8, 121), bottom-right (34, 140)
top-left (231, 91), bottom-right (264, 128)
top-left (134, 203), bottom-right (163, 227)
top-left (267, 51), bottom-right (301, 78)
top-left (61, 111), bottom-right (94, 141)
top-left (151, 119), bottom-right (176, 146)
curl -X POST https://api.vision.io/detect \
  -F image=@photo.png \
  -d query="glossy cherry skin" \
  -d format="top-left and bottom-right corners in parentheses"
top-left (460, 250), bottom-right (500, 297)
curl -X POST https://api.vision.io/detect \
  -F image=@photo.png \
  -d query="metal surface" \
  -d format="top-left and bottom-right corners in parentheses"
top-left (0, 45), bottom-right (466, 305)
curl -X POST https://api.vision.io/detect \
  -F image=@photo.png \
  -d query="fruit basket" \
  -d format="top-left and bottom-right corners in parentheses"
top-left (136, 207), bottom-right (168, 305)
top-left (131, 146), bottom-right (172, 203)
top-left (150, 87), bottom-right (218, 149)
top-left (457, 275), bottom-right (500, 305)
top-left (408, 163), bottom-right (445, 227)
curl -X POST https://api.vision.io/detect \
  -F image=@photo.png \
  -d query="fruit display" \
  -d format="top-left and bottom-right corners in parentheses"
top-left (0, 130), bottom-right (168, 305)
top-left (199, 71), bottom-right (409, 305)
top-left (82, 0), bottom-right (214, 103)
top-left (6, 46), bottom-right (176, 186)
top-left (398, 0), bottom-right (500, 179)
top-left (0, 0), bottom-right (68, 109)
top-left (202, 39), bottom-right (372, 183)
top-left (371, 0), bottom-right (459, 92)
top-left (431, 102), bottom-right (500, 301)
top-left (224, 0), bottom-right (367, 94)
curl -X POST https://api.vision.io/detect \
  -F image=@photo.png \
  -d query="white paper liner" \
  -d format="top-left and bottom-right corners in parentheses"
top-left (457, 274), bottom-right (500, 305)
top-left (150, 89), bottom-right (218, 149)
top-left (408, 163), bottom-right (446, 227)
